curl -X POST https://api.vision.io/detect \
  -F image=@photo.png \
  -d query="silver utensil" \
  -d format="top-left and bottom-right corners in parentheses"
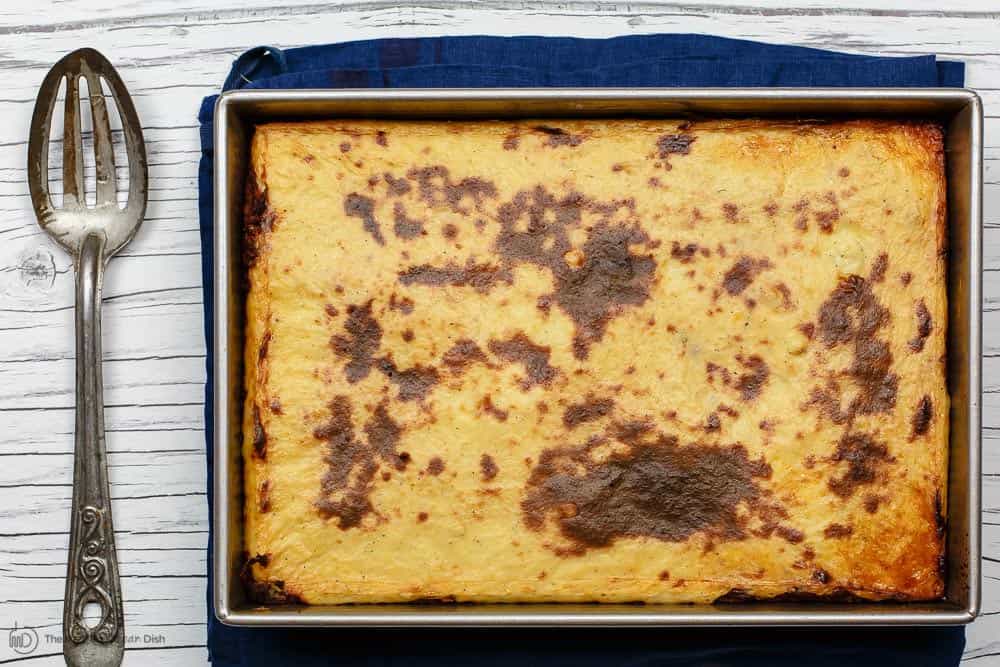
top-left (27, 48), bottom-right (147, 667)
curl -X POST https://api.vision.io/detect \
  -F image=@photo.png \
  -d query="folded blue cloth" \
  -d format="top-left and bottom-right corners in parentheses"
top-left (197, 34), bottom-right (965, 666)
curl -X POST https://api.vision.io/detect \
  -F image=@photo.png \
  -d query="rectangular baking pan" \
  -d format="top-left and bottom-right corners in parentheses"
top-left (213, 89), bottom-right (982, 626)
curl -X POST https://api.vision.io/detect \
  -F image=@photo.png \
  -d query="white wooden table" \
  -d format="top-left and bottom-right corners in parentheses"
top-left (0, 1), bottom-right (997, 664)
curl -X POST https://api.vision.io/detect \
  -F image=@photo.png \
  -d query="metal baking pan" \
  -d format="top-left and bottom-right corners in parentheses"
top-left (213, 88), bottom-right (982, 626)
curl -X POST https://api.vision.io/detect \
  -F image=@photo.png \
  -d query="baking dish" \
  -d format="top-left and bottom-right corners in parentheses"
top-left (213, 88), bottom-right (982, 626)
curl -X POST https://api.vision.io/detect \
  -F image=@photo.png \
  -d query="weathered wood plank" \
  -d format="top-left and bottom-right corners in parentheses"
top-left (0, 1), bottom-right (996, 664)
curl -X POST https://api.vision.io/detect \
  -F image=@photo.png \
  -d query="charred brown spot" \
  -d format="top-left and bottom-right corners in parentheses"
top-left (901, 272), bottom-right (913, 286)
top-left (775, 282), bottom-right (794, 310)
top-left (722, 203), bottom-right (740, 222)
top-left (839, 167), bottom-right (850, 178)
top-left (704, 413), bottom-right (721, 432)
top-left (426, 457), bottom-right (445, 476)
top-left (495, 187), bottom-right (656, 359)
top-left (824, 523), bottom-right (853, 538)
top-left (417, 511), bottom-right (429, 523)
top-left (442, 339), bottom-right (488, 374)
top-left (330, 300), bottom-right (382, 383)
top-left (384, 172), bottom-right (411, 196)
top-left (480, 394), bottom-right (509, 422)
top-left (377, 357), bottom-right (440, 402)
top-left (489, 333), bottom-right (557, 390)
top-left (910, 395), bottom-right (933, 440)
top-left (611, 163), bottom-right (625, 172)
top-left (388, 293), bottom-right (414, 315)
top-left (820, 274), bottom-right (897, 417)
top-left (532, 125), bottom-right (585, 148)
top-left (402, 329), bottom-right (414, 343)
top-left (562, 396), bottom-right (615, 429)
top-left (776, 526), bottom-right (804, 544)
top-left (269, 398), bottom-right (283, 415)
top-left (798, 322), bottom-right (816, 340)
top-left (502, 131), bottom-right (521, 151)
top-left (365, 401), bottom-right (407, 471)
top-left (764, 202), bottom-right (779, 217)
top-left (716, 588), bottom-right (864, 604)
top-left (344, 193), bottom-right (384, 245)
top-left (443, 223), bottom-right (459, 240)
top-left (251, 405), bottom-right (266, 460)
top-left (242, 177), bottom-right (276, 268)
top-left (909, 300), bottom-right (933, 352)
top-left (313, 397), bottom-right (378, 529)
top-left (722, 256), bottom-right (772, 296)
top-left (522, 425), bottom-right (773, 554)
top-left (324, 304), bottom-right (339, 317)
top-left (406, 165), bottom-right (497, 214)
top-left (934, 490), bottom-right (946, 538)
top-left (258, 479), bottom-right (271, 513)
top-left (657, 134), bottom-right (695, 156)
top-left (706, 362), bottom-right (733, 387)
top-left (863, 494), bottom-right (881, 514)
top-left (869, 253), bottom-right (889, 283)
top-left (815, 209), bottom-right (840, 233)
top-left (258, 330), bottom-right (271, 364)
top-left (398, 259), bottom-right (513, 293)
top-left (671, 242), bottom-right (699, 263)
top-left (735, 355), bottom-right (769, 401)
top-left (411, 595), bottom-right (458, 604)
top-left (393, 203), bottom-right (425, 239)
top-left (659, 570), bottom-right (670, 581)
top-left (655, 134), bottom-right (696, 169)
top-left (375, 130), bottom-right (388, 147)
top-left (717, 404), bottom-right (739, 418)
top-left (339, 142), bottom-right (351, 152)
top-left (790, 199), bottom-right (809, 229)
top-left (242, 553), bottom-right (305, 604)
top-left (609, 420), bottom-right (655, 446)
top-left (828, 432), bottom-right (892, 499)
top-left (480, 453), bottom-right (499, 481)
top-left (812, 569), bottom-right (832, 584)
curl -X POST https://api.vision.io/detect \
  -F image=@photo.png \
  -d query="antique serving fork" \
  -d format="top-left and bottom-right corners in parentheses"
top-left (27, 48), bottom-right (148, 667)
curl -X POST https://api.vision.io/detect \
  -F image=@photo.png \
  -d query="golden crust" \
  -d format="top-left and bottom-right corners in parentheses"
top-left (242, 119), bottom-right (948, 604)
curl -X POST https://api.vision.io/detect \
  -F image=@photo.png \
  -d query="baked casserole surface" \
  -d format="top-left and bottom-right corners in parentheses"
top-left (241, 119), bottom-right (948, 604)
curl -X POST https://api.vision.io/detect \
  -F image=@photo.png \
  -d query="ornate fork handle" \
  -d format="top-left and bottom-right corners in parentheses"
top-left (63, 233), bottom-right (124, 667)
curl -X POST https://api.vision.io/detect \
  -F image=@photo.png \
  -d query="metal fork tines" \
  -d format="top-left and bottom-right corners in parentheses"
top-left (28, 48), bottom-right (147, 251)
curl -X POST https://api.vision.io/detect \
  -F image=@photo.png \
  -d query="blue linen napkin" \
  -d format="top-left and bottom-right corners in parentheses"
top-left (197, 34), bottom-right (966, 666)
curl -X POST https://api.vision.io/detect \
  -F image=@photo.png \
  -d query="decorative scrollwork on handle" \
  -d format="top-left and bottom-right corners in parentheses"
top-left (67, 506), bottom-right (119, 644)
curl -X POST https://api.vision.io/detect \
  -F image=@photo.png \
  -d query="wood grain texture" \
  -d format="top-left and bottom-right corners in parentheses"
top-left (0, 1), bottom-right (995, 664)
